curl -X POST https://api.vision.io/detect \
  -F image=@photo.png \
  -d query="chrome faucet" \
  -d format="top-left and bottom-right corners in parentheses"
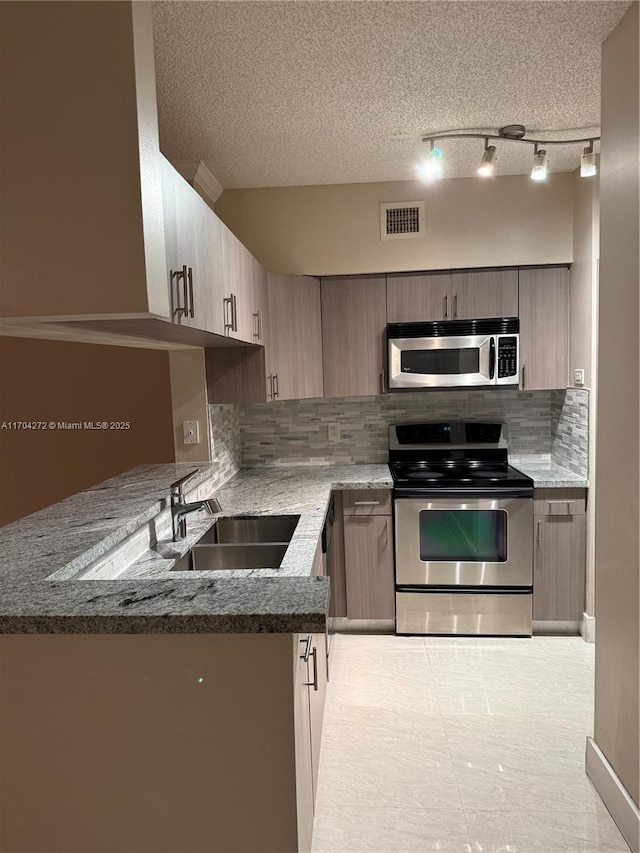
top-left (169, 471), bottom-right (221, 541)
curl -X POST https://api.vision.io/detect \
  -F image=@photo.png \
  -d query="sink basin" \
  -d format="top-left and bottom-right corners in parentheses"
top-left (195, 514), bottom-right (299, 545)
top-left (172, 543), bottom-right (288, 572)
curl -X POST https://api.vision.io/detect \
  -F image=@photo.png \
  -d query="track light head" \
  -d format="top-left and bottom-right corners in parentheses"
top-left (531, 148), bottom-right (549, 182)
top-left (580, 144), bottom-right (597, 178)
top-left (477, 143), bottom-right (497, 177)
top-left (417, 141), bottom-right (443, 181)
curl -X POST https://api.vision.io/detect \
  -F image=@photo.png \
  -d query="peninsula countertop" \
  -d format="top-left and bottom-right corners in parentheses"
top-left (0, 463), bottom-right (392, 634)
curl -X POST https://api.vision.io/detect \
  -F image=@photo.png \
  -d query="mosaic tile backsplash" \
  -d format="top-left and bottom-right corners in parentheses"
top-left (208, 403), bottom-right (241, 483)
top-left (550, 389), bottom-right (589, 476)
top-left (230, 389), bottom-right (587, 477)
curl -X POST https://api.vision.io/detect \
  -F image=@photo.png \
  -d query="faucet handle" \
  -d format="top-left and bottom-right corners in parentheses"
top-left (169, 470), bottom-right (199, 498)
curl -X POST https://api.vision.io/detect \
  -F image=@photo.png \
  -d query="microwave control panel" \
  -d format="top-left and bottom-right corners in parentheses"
top-left (497, 337), bottom-right (518, 378)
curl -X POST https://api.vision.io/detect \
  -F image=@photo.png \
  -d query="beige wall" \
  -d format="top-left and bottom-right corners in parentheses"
top-left (216, 173), bottom-right (573, 276)
top-left (570, 168), bottom-right (599, 390)
top-left (594, 0), bottom-right (639, 808)
top-left (571, 168), bottom-right (600, 620)
top-left (0, 338), bottom-right (175, 526)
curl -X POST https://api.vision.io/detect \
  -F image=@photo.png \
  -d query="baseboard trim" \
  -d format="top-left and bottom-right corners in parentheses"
top-left (586, 737), bottom-right (639, 852)
top-left (581, 612), bottom-right (596, 643)
top-left (533, 620), bottom-right (580, 635)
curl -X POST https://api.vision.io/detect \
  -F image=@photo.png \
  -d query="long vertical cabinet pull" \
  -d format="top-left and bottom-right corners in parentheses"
top-left (252, 310), bottom-right (262, 342)
top-left (521, 364), bottom-right (526, 389)
top-left (266, 375), bottom-right (274, 401)
top-left (444, 293), bottom-right (448, 318)
top-left (232, 293), bottom-right (238, 333)
top-left (272, 373), bottom-right (279, 399)
top-left (223, 295), bottom-right (233, 335)
top-left (187, 267), bottom-right (194, 318)
top-left (536, 519), bottom-right (541, 546)
top-left (170, 265), bottom-right (188, 321)
top-left (453, 292), bottom-right (458, 318)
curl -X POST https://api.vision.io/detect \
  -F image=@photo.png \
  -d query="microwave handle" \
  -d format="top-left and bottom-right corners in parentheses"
top-left (489, 337), bottom-right (496, 380)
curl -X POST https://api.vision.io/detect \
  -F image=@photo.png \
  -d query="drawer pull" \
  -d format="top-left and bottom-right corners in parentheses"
top-left (353, 501), bottom-right (380, 506)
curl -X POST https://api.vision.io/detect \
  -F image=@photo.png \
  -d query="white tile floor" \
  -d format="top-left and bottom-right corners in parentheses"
top-left (312, 634), bottom-right (630, 853)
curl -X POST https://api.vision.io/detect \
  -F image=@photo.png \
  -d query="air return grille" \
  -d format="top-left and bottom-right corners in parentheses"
top-left (380, 201), bottom-right (425, 241)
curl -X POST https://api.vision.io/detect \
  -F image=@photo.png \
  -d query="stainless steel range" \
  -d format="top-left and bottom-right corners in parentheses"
top-left (390, 422), bottom-right (534, 637)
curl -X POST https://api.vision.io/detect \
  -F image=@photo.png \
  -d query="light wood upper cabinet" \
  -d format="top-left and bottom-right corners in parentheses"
top-left (387, 273), bottom-right (452, 322)
top-left (387, 268), bottom-right (517, 323)
top-left (451, 268), bottom-right (518, 319)
top-left (519, 267), bottom-right (569, 390)
top-left (321, 276), bottom-right (386, 397)
top-left (266, 274), bottom-right (323, 401)
top-left (161, 158), bottom-right (225, 335)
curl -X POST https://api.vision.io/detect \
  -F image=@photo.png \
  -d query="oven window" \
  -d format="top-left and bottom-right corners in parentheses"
top-left (419, 510), bottom-right (507, 562)
top-left (401, 348), bottom-right (479, 375)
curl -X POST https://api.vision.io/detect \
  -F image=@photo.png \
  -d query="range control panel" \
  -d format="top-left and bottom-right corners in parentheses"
top-left (497, 336), bottom-right (518, 378)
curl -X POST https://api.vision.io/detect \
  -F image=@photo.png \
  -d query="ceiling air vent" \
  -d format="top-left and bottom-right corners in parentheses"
top-left (380, 201), bottom-right (425, 241)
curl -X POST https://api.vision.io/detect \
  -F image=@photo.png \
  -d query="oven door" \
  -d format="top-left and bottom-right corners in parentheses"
top-left (394, 496), bottom-right (532, 587)
top-left (388, 334), bottom-right (495, 389)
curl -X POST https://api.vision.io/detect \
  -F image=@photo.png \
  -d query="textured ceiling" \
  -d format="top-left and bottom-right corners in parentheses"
top-left (152, 1), bottom-right (630, 188)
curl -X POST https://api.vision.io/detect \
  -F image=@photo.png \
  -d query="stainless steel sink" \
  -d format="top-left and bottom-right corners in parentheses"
top-left (172, 543), bottom-right (288, 572)
top-left (195, 514), bottom-right (300, 545)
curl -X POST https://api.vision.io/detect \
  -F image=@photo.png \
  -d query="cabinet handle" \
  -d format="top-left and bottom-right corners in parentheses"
top-left (444, 293), bottom-right (448, 318)
top-left (305, 647), bottom-right (319, 691)
top-left (257, 309), bottom-right (263, 341)
top-left (379, 368), bottom-right (386, 394)
top-left (266, 374), bottom-right (274, 401)
top-left (521, 364), bottom-right (526, 389)
top-left (170, 265), bottom-right (188, 321)
top-left (223, 295), bottom-right (233, 334)
top-left (536, 519), bottom-right (541, 546)
top-left (272, 373), bottom-right (279, 399)
top-left (187, 267), bottom-right (194, 318)
top-left (547, 500), bottom-right (572, 513)
top-left (353, 501), bottom-right (380, 506)
top-left (232, 293), bottom-right (238, 332)
top-left (252, 311), bottom-right (260, 340)
top-left (299, 634), bottom-right (312, 662)
top-left (453, 292), bottom-right (458, 318)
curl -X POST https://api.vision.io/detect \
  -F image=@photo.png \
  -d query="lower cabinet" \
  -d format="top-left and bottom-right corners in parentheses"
top-left (533, 489), bottom-right (587, 623)
top-left (342, 489), bottom-right (395, 620)
top-left (0, 632), bottom-right (327, 853)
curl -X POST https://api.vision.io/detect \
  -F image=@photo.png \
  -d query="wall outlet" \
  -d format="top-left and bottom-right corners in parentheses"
top-left (328, 422), bottom-right (341, 443)
top-left (573, 368), bottom-right (585, 386)
top-left (183, 419), bottom-right (200, 445)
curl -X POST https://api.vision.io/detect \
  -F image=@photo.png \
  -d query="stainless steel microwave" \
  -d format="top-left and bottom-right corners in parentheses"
top-left (387, 318), bottom-right (519, 390)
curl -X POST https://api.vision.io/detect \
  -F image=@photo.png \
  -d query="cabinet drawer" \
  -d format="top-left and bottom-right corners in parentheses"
top-left (533, 489), bottom-right (586, 516)
top-left (342, 489), bottom-right (392, 516)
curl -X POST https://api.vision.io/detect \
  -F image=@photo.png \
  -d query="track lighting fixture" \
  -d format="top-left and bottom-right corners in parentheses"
top-left (420, 125), bottom-right (599, 182)
top-left (530, 146), bottom-right (549, 182)
top-left (477, 140), bottom-right (497, 177)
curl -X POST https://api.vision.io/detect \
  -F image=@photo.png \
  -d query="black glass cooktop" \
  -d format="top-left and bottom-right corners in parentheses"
top-left (390, 461), bottom-right (533, 489)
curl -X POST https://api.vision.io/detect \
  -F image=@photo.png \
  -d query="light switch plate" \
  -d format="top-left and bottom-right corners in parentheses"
top-left (573, 368), bottom-right (585, 386)
top-left (183, 419), bottom-right (200, 445)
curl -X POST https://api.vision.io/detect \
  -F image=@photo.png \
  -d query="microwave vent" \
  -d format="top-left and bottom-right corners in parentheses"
top-left (380, 201), bottom-right (425, 241)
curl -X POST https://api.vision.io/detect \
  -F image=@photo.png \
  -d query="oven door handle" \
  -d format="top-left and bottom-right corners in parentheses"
top-left (489, 336), bottom-right (496, 381)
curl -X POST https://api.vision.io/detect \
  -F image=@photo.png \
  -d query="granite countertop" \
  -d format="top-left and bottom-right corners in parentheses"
top-left (510, 455), bottom-right (589, 488)
top-left (0, 463), bottom-right (392, 635)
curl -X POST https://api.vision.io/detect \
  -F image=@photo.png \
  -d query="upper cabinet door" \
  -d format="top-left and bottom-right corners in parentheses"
top-left (322, 276), bottom-right (386, 397)
top-left (519, 267), bottom-right (569, 390)
top-left (451, 268), bottom-right (519, 319)
top-left (386, 272), bottom-right (452, 322)
top-left (266, 274), bottom-right (323, 401)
